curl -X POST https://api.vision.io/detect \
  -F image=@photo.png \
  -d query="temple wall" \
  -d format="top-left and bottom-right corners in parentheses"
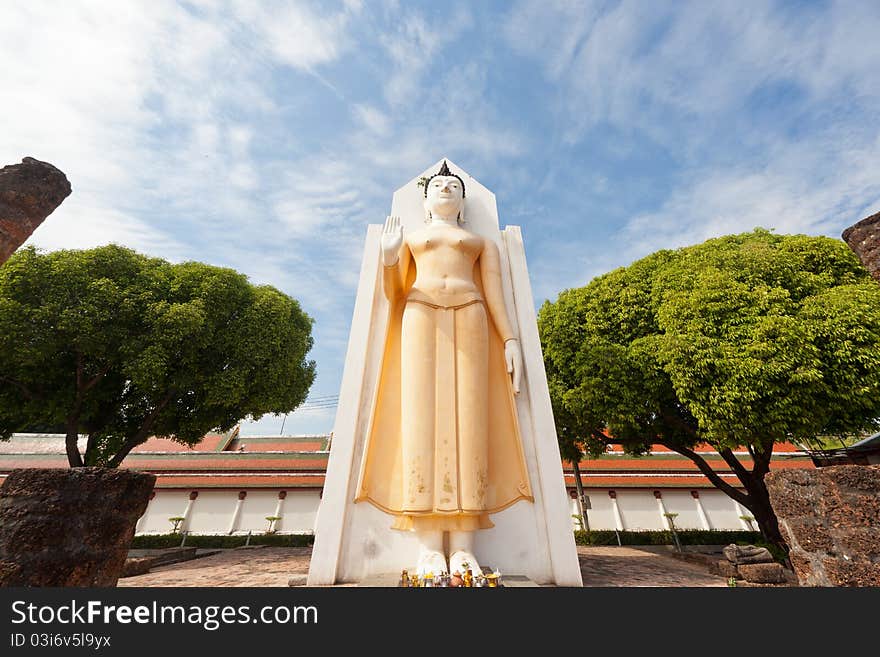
top-left (133, 487), bottom-right (755, 535)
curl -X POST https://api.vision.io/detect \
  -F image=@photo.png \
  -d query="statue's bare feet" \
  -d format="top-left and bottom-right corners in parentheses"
top-left (416, 547), bottom-right (447, 577)
top-left (449, 549), bottom-right (483, 577)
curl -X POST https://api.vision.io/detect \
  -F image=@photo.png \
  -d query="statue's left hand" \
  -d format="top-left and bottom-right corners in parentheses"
top-left (505, 339), bottom-right (522, 394)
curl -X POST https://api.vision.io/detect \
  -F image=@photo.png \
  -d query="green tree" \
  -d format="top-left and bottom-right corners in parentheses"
top-left (538, 230), bottom-right (880, 550)
top-left (0, 245), bottom-right (316, 467)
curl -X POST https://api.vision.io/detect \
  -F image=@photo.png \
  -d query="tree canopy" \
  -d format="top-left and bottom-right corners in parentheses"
top-left (538, 229), bottom-right (880, 548)
top-left (0, 245), bottom-right (316, 467)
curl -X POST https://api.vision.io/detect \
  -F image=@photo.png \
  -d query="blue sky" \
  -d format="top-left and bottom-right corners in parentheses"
top-left (4, 0), bottom-right (879, 435)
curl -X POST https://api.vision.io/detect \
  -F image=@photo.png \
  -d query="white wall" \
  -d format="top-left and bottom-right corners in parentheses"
top-left (577, 489), bottom-right (753, 532)
top-left (184, 491), bottom-right (238, 534)
top-left (580, 489), bottom-right (616, 531)
top-left (135, 488), bottom-right (752, 536)
top-left (275, 490), bottom-right (321, 533)
top-left (137, 491), bottom-right (190, 534)
top-left (615, 490), bottom-right (666, 530)
top-left (700, 491), bottom-right (745, 529)
top-left (235, 491), bottom-right (283, 533)
top-left (659, 491), bottom-right (704, 529)
top-left (135, 489), bottom-right (320, 535)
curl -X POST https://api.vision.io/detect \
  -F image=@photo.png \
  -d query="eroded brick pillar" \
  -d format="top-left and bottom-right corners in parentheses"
top-left (766, 465), bottom-right (880, 587)
top-left (0, 157), bottom-right (71, 265)
top-left (0, 467), bottom-right (155, 586)
top-left (842, 211), bottom-right (880, 282)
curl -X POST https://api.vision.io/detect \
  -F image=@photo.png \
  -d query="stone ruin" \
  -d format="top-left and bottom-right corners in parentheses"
top-left (708, 543), bottom-right (789, 585)
top-left (0, 156), bottom-right (71, 265)
top-left (842, 210), bottom-right (880, 282)
top-left (766, 465), bottom-right (880, 587)
top-left (0, 468), bottom-right (155, 586)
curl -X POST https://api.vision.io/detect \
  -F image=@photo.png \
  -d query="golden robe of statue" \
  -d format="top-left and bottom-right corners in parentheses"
top-left (355, 183), bottom-right (533, 534)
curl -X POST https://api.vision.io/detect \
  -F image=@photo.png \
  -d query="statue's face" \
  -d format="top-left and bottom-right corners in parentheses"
top-left (425, 175), bottom-right (464, 217)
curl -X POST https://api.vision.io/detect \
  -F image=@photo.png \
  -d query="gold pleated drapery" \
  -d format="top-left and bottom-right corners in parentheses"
top-left (354, 252), bottom-right (533, 531)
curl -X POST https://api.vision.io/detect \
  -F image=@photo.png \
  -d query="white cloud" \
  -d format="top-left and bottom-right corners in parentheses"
top-left (17, 1), bottom-right (876, 440)
top-left (1, 1), bottom-right (369, 439)
top-left (240, 404), bottom-right (336, 436)
top-left (24, 201), bottom-right (183, 257)
top-left (1, 1), bottom-right (180, 252)
top-left (2, 1), bottom-right (527, 440)
top-left (347, 57), bottom-right (527, 178)
top-left (621, 134), bottom-right (880, 263)
top-left (379, 8), bottom-right (473, 109)
top-left (503, 0), bottom-right (602, 80)
top-left (502, 0), bottom-right (880, 293)
top-left (503, 0), bottom-right (880, 143)
top-left (352, 103), bottom-right (391, 136)
top-left (232, 1), bottom-right (359, 72)
top-left (3, 0), bottom-right (361, 260)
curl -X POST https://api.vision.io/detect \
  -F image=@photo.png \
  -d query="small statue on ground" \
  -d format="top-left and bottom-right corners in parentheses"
top-left (722, 543), bottom-right (774, 565)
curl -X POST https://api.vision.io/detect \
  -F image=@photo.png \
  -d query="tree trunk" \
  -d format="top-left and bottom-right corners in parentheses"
top-left (572, 459), bottom-right (590, 532)
top-left (106, 391), bottom-right (174, 468)
top-left (64, 421), bottom-right (83, 468)
top-left (739, 476), bottom-right (788, 554)
top-left (660, 439), bottom-right (789, 555)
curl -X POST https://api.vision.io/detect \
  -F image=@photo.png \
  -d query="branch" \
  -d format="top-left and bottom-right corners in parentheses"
top-left (75, 351), bottom-right (83, 391)
top-left (73, 351), bottom-right (110, 393)
top-left (107, 391), bottom-right (175, 467)
top-left (81, 363), bottom-right (111, 392)
top-left (590, 429), bottom-right (612, 444)
top-left (658, 439), bottom-right (751, 507)
top-left (717, 447), bottom-right (755, 488)
top-left (659, 411), bottom-right (700, 439)
top-left (0, 376), bottom-right (38, 401)
top-left (750, 440), bottom-right (773, 479)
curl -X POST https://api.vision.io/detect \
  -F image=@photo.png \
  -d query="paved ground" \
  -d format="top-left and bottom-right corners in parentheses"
top-left (120, 545), bottom-right (728, 587)
top-left (119, 547), bottom-right (311, 588)
top-left (577, 546), bottom-right (727, 587)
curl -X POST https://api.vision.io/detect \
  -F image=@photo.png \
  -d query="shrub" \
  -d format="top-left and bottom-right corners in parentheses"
top-left (131, 533), bottom-right (314, 549)
top-left (573, 529), bottom-right (763, 546)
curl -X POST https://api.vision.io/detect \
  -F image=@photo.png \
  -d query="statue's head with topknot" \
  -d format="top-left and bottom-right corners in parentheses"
top-left (423, 160), bottom-right (466, 198)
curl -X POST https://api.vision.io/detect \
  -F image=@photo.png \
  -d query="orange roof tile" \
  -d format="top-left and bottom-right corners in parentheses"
top-left (0, 433), bottom-right (812, 493)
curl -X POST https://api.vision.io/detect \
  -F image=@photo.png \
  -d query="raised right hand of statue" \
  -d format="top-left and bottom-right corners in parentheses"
top-left (381, 215), bottom-right (403, 266)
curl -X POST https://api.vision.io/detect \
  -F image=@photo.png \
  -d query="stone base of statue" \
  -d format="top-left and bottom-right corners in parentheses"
top-left (307, 159), bottom-right (582, 586)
